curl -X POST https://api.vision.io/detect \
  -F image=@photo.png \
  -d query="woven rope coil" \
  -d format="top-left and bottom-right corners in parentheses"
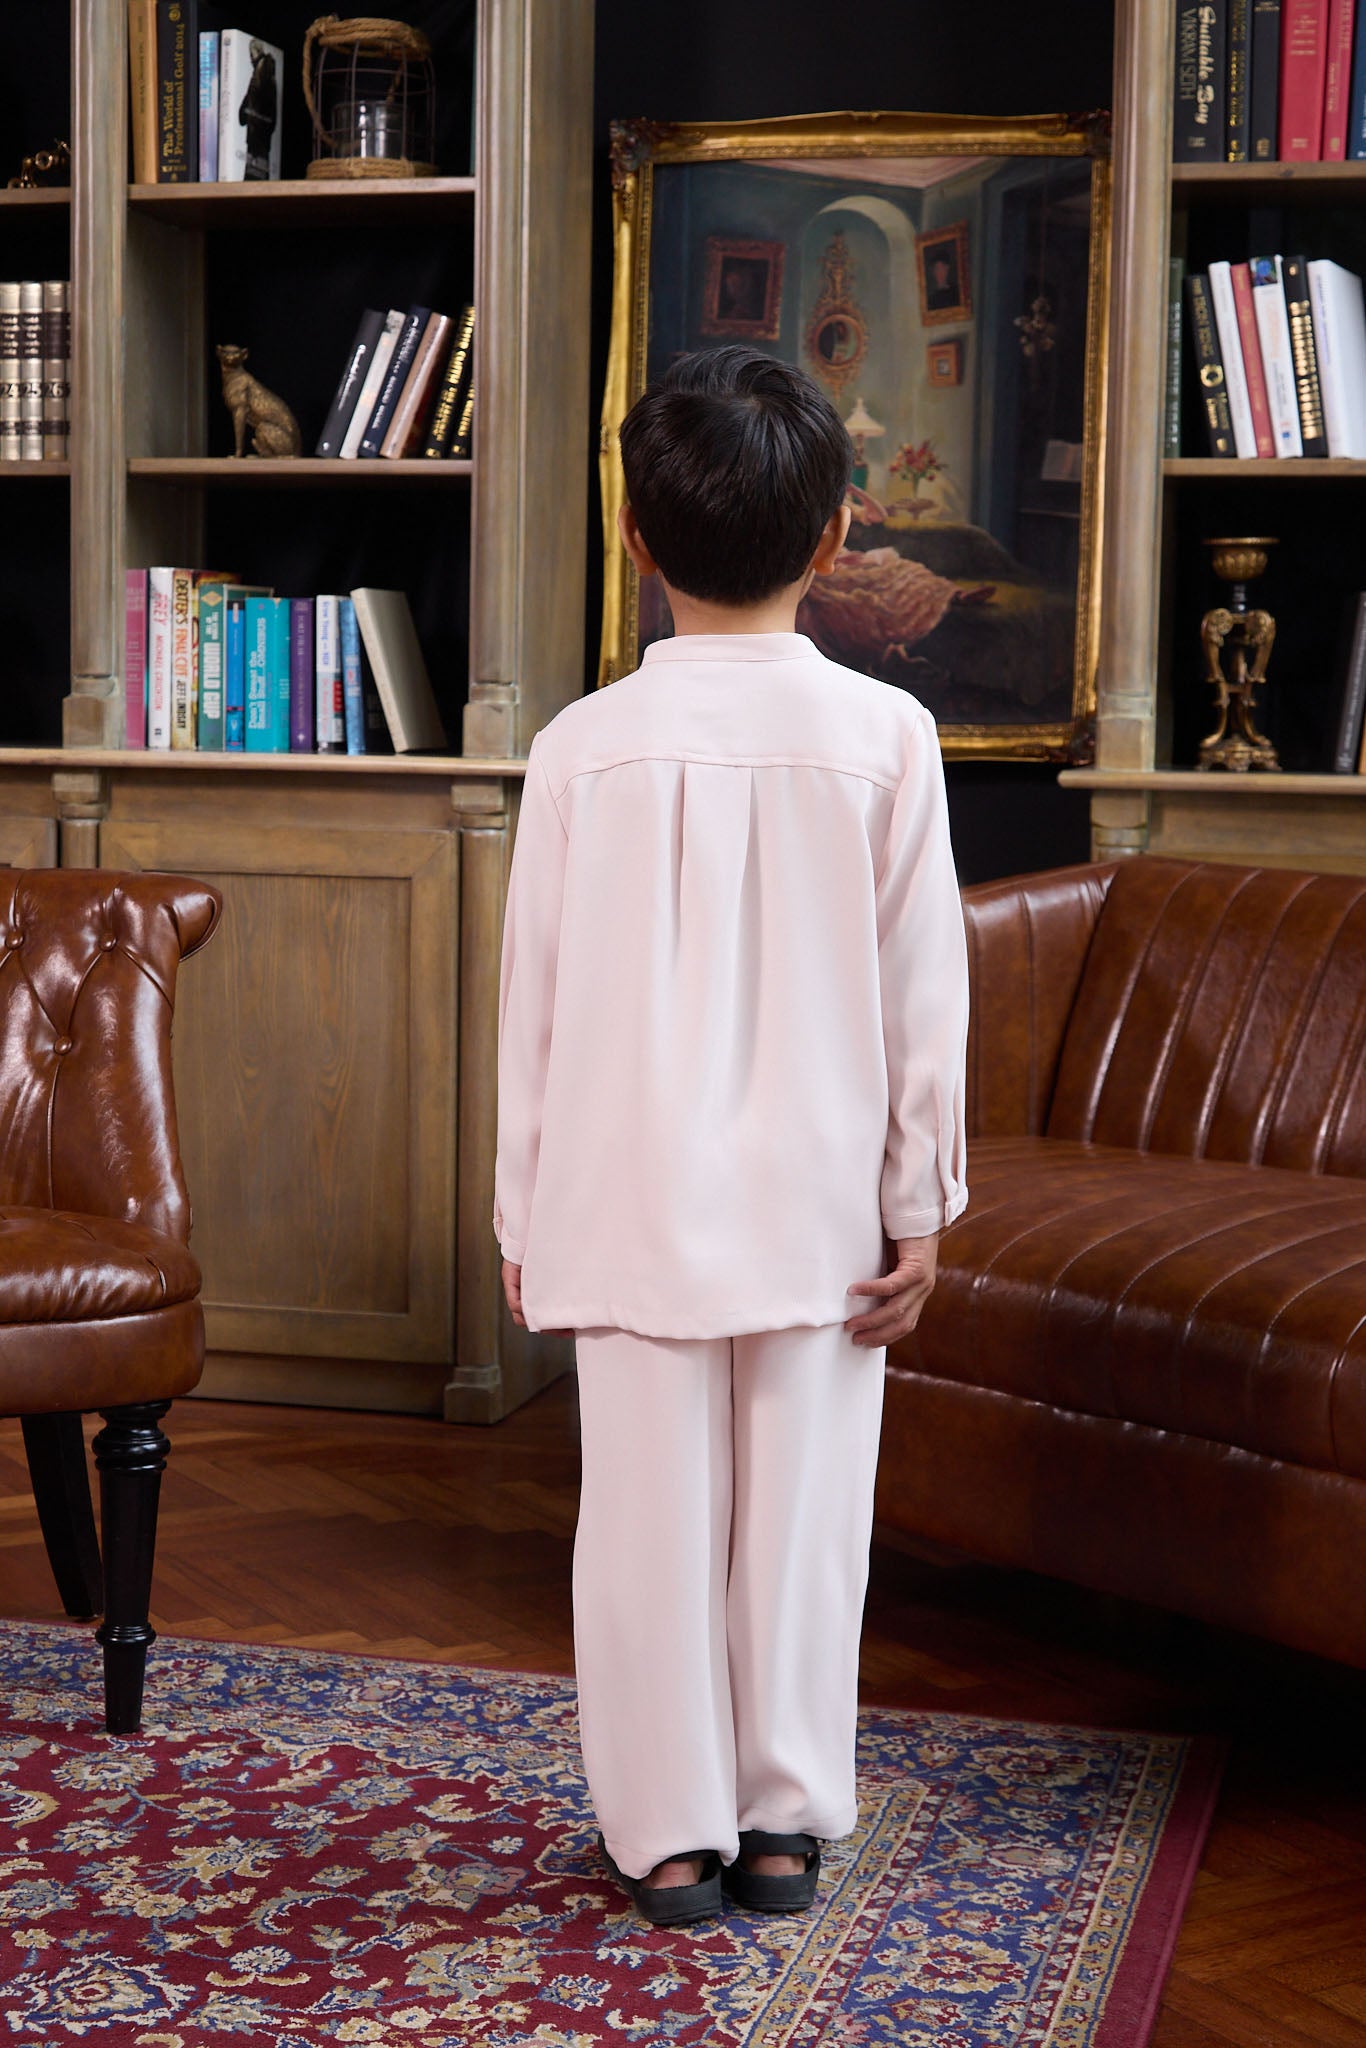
top-left (302, 14), bottom-right (437, 178)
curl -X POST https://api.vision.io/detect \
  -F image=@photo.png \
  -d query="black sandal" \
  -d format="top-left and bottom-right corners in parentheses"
top-left (598, 1834), bottom-right (723, 1926)
top-left (721, 1829), bottom-right (822, 1913)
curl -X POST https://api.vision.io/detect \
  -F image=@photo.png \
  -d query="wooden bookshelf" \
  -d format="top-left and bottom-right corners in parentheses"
top-left (0, 0), bottom-right (593, 1424)
top-left (1089, 0), bottom-right (1366, 876)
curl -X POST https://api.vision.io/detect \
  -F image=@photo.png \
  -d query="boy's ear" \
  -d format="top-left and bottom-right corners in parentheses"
top-left (618, 503), bottom-right (658, 578)
top-left (810, 503), bottom-right (853, 576)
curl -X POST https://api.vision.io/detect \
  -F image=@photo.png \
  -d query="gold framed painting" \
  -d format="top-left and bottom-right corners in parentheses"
top-left (599, 110), bottom-right (1112, 761)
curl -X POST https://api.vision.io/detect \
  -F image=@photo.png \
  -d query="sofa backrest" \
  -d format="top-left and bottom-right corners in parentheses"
top-left (1047, 856), bottom-right (1366, 1176)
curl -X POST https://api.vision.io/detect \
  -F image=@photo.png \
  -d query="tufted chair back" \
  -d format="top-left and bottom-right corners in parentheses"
top-left (0, 870), bottom-right (221, 1241)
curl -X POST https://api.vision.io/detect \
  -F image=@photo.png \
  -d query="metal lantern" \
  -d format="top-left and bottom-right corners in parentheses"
top-left (303, 15), bottom-right (437, 180)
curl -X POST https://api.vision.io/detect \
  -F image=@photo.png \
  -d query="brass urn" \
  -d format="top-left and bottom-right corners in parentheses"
top-left (1197, 537), bottom-right (1280, 772)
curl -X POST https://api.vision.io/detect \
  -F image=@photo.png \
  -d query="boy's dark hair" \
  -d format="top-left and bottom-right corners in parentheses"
top-left (618, 346), bottom-right (853, 605)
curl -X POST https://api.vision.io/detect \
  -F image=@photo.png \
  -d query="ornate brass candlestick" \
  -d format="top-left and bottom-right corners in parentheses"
top-left (1197, 538), bottom-right (1280, 772)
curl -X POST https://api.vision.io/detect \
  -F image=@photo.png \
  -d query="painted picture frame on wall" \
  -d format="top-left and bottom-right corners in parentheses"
top-left (600, 110), bottom-right (1113, 762)
top-left (916, 221), bottom-right (973, 326)
top-left (927, 337), bottom-right (964, 387)
top-left (700, 236), bottom-right (785, 338)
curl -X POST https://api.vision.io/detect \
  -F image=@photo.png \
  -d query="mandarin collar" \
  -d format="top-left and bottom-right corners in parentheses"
top-left (640, 632), bottom-right (815, 665)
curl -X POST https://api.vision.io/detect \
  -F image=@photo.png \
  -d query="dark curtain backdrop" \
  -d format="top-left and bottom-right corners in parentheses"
top-left (588, 0), bottom-right (1115, 884)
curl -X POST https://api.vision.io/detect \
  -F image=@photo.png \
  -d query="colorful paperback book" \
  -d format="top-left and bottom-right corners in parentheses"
top-left (1231, 261), bottom-right (1277, 453)
top-left (224, 588), bottom-right (249, 749)
top-left (290, 598), bottom-right (315, 752)
top-left (340, 309), bottom-right (402, 459)
top-left (147, 566), bottom-right (175, 749)
top-left (170, 566), bottom-right (195, 749)
top-left (124, 570), bottom-right (148, 749)
top-left (197, 580), bottom-right (227, 746)
top-left (245, 594), bottom-right (289, 750)
top-left (218, 29), bottom-right (283, 182)
top-left (339, 596), bottom-right (366, 754)
top-left (315, 595), bottom-right (343, 750)
top-left (1249, 255), bottom-right (1303, 453)
top-left (199, 31), bottom-right (219, 179)
top-left (1209, 260), bottom-right (1259, 455)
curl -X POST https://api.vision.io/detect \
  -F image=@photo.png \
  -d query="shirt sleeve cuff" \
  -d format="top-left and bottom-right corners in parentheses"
top-left (882, 1185), bottom-right (969, 1239)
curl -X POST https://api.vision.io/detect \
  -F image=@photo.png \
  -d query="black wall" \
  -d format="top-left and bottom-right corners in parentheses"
top-left (588, 0), bottom-right (1115, 884)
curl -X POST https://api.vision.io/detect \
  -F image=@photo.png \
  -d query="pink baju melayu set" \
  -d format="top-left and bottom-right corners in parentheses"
top-left (493, 630), bottom-right (970, 1879)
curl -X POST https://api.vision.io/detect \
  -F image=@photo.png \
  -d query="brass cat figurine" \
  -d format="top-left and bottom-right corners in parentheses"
top-left (216, 342), bottom-right (301, 458)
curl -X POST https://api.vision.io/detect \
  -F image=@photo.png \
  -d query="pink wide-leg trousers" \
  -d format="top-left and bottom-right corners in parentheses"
top-left (572, 1320), bottom-right (887, 1881)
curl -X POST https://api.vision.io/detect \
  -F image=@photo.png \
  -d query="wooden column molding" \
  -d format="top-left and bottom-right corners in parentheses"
top-left (1092, 0), bottom-right (1174, 811)
top-left (67, 0), bottom-right (128, 749)
top-left (52, 769), bottom-right (110, 869)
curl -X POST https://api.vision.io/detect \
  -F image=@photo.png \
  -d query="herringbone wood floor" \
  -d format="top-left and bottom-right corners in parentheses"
top-left (1, 1378), bottom-right (1363, 2046)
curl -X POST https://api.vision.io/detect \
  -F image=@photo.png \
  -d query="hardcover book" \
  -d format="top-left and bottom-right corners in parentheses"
top-left (1228, 0), bottom-right (1252, 155)
top-left (316, 309), bottom-right (386, 458)
top-left (423, 303), bottom-right (475, 458)
top-left (357, 307), bottom-right (429, 458)
top-left (450, 381), bottom-right (475, 460)
top-left (245, 594), bottom-right (289, 751)
top-left (339, 596), bottom-right (366, 754)
top-left (156, 0), bottom-right (197, 183)
top-left (218, 29), bottom-right (283, 182)
top-left (197, 579), bottom-right (227, 746)
top-left (290, 597), bottom-right (315, 751)
top-left (1349, 0), bottom-right (1366, 152)
top-left (1174, 0), bottom-right (1228, 156)
top-left (199, 30), bottom-right (220, 180)
top-left (1282, 253), bottom-right (1328, 452)
top-left (18, 282), bottom-right (43, 460)
top-left (40, 281), bottom-right (69, 461)
top-left (147, 566), bottom-right (176, 750)
top-left (222, 584), bottom-right (271, 749)
top-left (314, 595), bottom-right (343, 751)
top-left (128, 0), bottom-right (159, 182)
top-left (1249, 255), bottom-right (1303, 452)
top-left (124, 570), bottom-right (148, 749)
top-left (1322, 0), bottom-right (1356, 155)
top-left (1331, 592), bottom-right (1366, 769)
top-left (1250, 0), bottom-right (1283, 155)
top-left (0, 285), bottom-right (17, 462)
top-left (1279, 0), bottom-right (1330, 157)
top-left (1209, 260), bottom-right (1259, 455)
top-left (1185, 273), bottom-right (1236, 454)
top-left (380, 311), bottom-right (453, 459)
top-left (1307, 257), bottom-right (1366, 453)
top-left (350, 588), bottom-right (448, 753)
top-left (339, 309), bottom-right (403, 460)
top-left (1230, 260), bottom-right (1277, 453)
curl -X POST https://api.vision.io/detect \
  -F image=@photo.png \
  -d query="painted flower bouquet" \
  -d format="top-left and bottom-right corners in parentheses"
top-left (888, 438), bottom-right (946, 492)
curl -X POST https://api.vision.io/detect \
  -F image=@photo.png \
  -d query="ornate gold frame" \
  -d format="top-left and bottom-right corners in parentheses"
top-left (598, 110), bottom-right (1112, 762)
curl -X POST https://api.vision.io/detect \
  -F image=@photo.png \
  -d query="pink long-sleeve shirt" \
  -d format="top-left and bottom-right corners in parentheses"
top-left (493, 630), bottom-right (970, 1338)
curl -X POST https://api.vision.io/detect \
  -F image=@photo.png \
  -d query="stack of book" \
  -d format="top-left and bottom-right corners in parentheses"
top-left (129, 6), bottom-right (283, 183)
top-left (1174, 0), bottom-right (1366, 162)
top-left (123, 572), bottom-right (448, 756)
top-left (1176, 253), bottom-right (1366, 456)
top-left (0, 282), bottom-right (71, 461)
top-left (315, 304), bottom-right (475, 460)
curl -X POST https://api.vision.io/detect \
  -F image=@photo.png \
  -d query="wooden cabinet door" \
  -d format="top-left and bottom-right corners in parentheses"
top-left (101, 806), bottom-right (458, 1366)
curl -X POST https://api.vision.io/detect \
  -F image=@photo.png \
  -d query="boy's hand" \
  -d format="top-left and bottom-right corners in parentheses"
top-left (501, 1259), bottom-right (573, 1339)
top-left (845, 1233), bottom-right (938, 1348)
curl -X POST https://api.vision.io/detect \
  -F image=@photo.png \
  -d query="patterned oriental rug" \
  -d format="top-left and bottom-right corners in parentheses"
top-left (0, 1623), bottom-right (1225, 2047)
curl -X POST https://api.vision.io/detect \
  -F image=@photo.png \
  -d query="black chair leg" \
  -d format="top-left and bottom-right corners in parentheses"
top-left (92, 1401), bottom-right (171, 1736)
top-left (21, 1413), bottom-right (104, 1620)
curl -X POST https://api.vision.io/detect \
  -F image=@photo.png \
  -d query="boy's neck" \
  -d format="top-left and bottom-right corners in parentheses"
top-left (661, 580), bottom-right (808, 639)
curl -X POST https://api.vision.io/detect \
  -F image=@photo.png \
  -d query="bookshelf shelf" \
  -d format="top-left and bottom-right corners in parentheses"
top-left (1059, 768), bottom-right (1366, 795)
top-left (128, 457), bottom-right (473, 484)
top-left (1171, 162), bottom-right (1366, 204)
top-left (0, 461), bottom-right (71, 478)
top-left (0, 188), bottom-right (70, 209)
top-left (127, 176), bottom-right (476, 230)
top-left (0, 746), bottom-right (524, 777)
top-left (1164, 458), bottom-right (1366, 479)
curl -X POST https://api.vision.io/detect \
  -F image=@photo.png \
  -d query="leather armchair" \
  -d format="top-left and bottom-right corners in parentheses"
top-left (2, 869), bottom-right (221, 1730)
top-left (877, 855), bottom-right (1366, 1668)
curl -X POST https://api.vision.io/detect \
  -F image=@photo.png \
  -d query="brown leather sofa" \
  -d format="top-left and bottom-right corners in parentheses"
top-left (876, 854), bottom-right (1366, 1669)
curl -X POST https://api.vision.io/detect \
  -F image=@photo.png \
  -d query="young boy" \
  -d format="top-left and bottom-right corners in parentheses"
top-left (493, 345), bottom-right (969, 1926)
